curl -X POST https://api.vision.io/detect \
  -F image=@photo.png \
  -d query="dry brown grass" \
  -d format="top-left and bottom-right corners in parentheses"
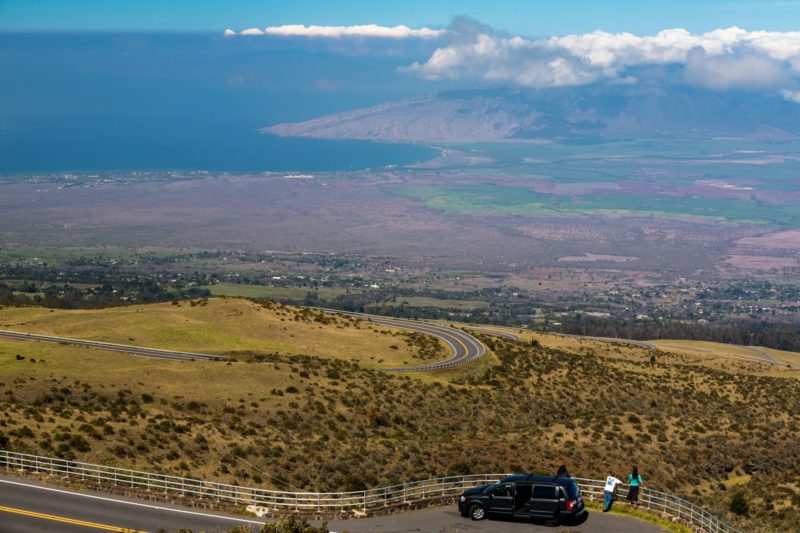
top-left (0, 298), bottom-right (443, 368)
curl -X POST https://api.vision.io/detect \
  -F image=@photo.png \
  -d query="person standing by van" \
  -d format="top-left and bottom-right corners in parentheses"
top-left (603, 474), bottom-right (623, 512)
top-left (627, 466), bottom-right (645, 509)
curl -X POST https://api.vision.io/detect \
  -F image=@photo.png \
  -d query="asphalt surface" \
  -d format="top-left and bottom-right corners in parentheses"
top-left (0, 330), bottom-right (225, 362)
top-left (463, 326), bottom-right (520, 342)
top-left (657, 342), bottom-right (794, 368)
top-left (471, 326), bottom-right (795, 368)
top-left (314, 309), bottom-right (486, 371)
top-left (326, 505), bottom-right (668, 532)
top-left (0, 310), bottom-right (486, 372)
top-left (0, 475), bottom-right (668, 533)
top-left (0, 475), bottom-right (264, 532)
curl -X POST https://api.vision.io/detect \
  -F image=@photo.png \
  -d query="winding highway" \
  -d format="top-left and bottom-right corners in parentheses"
top-left (1, 306), bottom-right (790, 373)
top-left (466, 326), bottom-right (794, 368)
top-left (319, 309), bottom-right (486, 371)
top-left (0, 309), bottom-right (487, 372)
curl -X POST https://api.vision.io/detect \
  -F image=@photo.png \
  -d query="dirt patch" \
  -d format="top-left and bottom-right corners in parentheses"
top-left (737, 230), bottom-right (800, 250)
top-left (558, 253), bottom-right (639, 263)
top-left (723, 255), bottom-right (799, 271)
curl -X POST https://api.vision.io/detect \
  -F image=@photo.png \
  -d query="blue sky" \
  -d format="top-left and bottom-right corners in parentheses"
top-left (2, 0), bottom-right (800, 35)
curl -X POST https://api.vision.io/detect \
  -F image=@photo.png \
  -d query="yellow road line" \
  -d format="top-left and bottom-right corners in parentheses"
top-left (0, 505), bottom-right (145, 532)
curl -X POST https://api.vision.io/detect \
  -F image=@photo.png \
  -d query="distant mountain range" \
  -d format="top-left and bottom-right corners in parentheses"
top-left (262, 84), bottom-right (800, 142)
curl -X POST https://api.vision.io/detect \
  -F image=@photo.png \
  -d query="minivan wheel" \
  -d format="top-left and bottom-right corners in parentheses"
top-left (469, 504), bottom-right (487, 520)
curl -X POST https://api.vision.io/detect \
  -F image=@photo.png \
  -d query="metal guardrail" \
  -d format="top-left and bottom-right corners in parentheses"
top-left (575, 477), bottom-right (742, 533)
top-left (0, 450), bottom-right (740, 531)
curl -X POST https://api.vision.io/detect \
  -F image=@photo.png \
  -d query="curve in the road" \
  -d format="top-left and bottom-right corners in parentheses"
top-left (326, 505), bottom-right (667, 533)
top-left (317, 309), bottom-right (486, 371)
top-left (0, 309), bottom-right (488, 372)
top-left (0, 475), bottom-right (667, 533)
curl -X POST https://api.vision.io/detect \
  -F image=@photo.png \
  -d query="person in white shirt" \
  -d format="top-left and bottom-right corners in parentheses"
top-left (603, 475), bottom-right (623, 512)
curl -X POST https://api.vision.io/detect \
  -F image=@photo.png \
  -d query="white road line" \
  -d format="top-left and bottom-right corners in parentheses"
top-left (0, 479), bottom-right (265, 525)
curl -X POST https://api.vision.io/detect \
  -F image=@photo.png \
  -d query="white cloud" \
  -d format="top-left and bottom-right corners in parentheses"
top-left (228, 24), bottom-right (444, 39)
top-left (406, 24), bottom-right (800, 94)
top-left (239, 27), bottom-right (264, 36)
top-left (685, 50), bottom-right (785, 89)
top-left (223, 28), bottom-right (237, 37)
top-left (782, 89), bottom-right (800, 103)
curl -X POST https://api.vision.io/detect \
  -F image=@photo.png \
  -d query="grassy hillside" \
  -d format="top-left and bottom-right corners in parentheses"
top-left (0, 298), bottom-right (443, 368)
top-left (0, 299), bottom-right (798, 532)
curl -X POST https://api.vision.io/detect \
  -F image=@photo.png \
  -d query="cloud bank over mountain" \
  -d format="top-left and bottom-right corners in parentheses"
top-left (226, 18), bottom-right (800, 101)
top-left (406, 21), bottom-right (800, 99)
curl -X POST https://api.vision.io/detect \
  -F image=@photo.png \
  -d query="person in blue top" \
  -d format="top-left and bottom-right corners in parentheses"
top-left (627, 466), bottom-right (645, 509)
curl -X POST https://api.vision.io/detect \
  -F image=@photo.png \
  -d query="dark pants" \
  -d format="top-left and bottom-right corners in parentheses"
top-left (603, 490), bottom-right (615, 511)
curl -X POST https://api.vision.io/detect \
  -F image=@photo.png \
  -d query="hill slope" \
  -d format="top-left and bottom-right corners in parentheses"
top-left (262, 86), bottom-right (800, 142)
top-left (0, 299), bottom-right (798, 532)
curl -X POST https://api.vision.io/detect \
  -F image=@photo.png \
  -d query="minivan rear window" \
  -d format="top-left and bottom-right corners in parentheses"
top-left (564, 480), bottom-right (580, 499)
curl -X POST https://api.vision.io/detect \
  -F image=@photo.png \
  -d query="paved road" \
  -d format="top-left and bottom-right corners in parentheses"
top-left (463, 326), bottom-right (659, 350)
top-left (327, 505), bottom-right (668, 532)
top-left (314, 309), bottom-right (486, 372)
top-left (463, 326), bottom-right (520, 342)
top-left (0, 310), bottom-right (486, 372)
top-left (0, 330), bottom-right (225, 362)
top-left (0, 476), bottom-right (264, 532)
top-left (657, 343), bottom-right (794, 368)
top-left (556, 333), bottom-right (659, 350)
top-left (0, 475), bottom-right (667, 533)
top-left (470, 325), bottom-right (794, 369)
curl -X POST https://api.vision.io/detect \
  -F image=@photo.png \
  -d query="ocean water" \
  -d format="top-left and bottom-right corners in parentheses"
top-left (0, 33), bottom-right (438, 172)
top-left (0, 127), bottom-right (437, 173)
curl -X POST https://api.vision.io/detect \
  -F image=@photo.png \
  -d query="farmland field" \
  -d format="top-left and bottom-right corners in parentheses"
top-left (395, 138), bottom-right (800, 226)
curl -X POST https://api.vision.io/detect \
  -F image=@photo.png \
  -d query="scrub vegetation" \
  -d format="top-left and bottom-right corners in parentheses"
top-left (0, 298), bottom-right (797, 532)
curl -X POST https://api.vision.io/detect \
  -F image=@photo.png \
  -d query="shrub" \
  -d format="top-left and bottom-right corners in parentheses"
top-left (730, 492), bottom-right (749, 516)
top-left (260, 515), bottom-right (328, 533)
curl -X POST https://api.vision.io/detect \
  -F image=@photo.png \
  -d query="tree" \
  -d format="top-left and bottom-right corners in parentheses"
top-left (730, 492), bottom-right (749, 516)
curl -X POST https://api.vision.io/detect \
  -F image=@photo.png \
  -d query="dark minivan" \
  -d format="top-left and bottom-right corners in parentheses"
top-left (458, 474), bottom-right (586, 525)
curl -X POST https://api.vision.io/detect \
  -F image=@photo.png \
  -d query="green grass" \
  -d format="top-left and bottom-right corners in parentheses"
top-left (584, 501), bottom-right (691, 533)
top-left (393, 183), bottom-right (800, 226)
top-left (401, 137), bottom-right (800, 226)
top-left (203, 283), bottom-right (354, 301)
top-left (0, 298), bottom-right (439, 368)
top-left (386, 296), bottom-right (490, 310)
